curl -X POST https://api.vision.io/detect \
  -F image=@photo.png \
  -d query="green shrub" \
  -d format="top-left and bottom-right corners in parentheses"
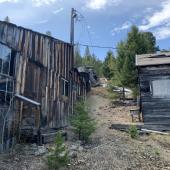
top-left (70, 101), bottom-right (96, 143)
top-left (154, 148), bottom-right (160, 156)
top-left (128, 125), bottom-right (139, 139)
top-left (47, 133), bottom-right (69, 170)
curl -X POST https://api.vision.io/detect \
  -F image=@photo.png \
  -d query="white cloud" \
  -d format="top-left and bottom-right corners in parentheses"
top-left (86, 0), bottom-right (122, 10)
top-left (32, 0), bottom-right (57, 7)
top-left (0, 0), bottom-right (18, 3)
top-left (87, 0), bottom-right (107, 10)
top-left (0, 0), bottom-right (57, 6)
top-left (53, 7), bottom-right (64, 14)
top-left (139, 0), bottom-right (170, 31)
top-left (154, 26), bottom-right (170, 40)
top-left (138, 0), bottom-right (170, 40)
top-left (112, 21), bottom-right (131, 36)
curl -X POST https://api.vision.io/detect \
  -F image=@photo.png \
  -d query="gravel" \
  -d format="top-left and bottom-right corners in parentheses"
top-left (0, 88), bottom-right (170, 170)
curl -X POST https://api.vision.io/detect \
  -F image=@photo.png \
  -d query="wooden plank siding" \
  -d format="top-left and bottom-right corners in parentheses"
top-left (138, 65), bottom-right (170, 127)
top-left (0, 21), bottom-right (88, 150)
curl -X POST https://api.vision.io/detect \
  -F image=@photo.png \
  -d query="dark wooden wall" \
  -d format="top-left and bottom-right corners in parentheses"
top-left (0, 21), bottom-right (75, 136)
top-left (138, 65), bottom-right (170, 127)
top-left (0, 21), bottom-right (90, 151)
top-left (72, 68), bottom-right (86, 102)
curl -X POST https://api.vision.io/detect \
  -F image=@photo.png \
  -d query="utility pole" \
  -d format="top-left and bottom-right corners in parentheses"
top-left (70, 8), bottom-right (77, 45)
top-left (70, 8), bottom-right (77, 114)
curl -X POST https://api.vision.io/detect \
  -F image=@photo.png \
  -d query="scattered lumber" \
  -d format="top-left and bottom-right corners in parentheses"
top-left (141, 129), bottom-right (169, 135)
top-left (110, 124), bottom-right (142, 132)
top-left (110, 123), bottom-right (170, 135)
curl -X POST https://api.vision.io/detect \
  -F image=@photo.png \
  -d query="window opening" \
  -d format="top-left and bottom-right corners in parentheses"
top-left (61, 78), bottom-right (69, 97)
top-left (151, 79), bottom-right (170, 97)
top-left (0, 43), bottom-right (16, 106)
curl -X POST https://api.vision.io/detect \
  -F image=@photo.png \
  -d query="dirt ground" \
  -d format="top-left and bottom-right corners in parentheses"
top-left (1, 87), bottom-right (170, 170)
top-left (66, 88), bottom-right (170, 170)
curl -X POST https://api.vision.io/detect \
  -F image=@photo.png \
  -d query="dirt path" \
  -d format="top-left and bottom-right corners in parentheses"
top-left (68, 89), bottom-right (170, 170)
top-left (1, 88), bottom-right (170, 170)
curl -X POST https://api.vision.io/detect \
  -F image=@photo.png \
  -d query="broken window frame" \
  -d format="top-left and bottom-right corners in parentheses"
top-left (0, 43), bottom-right (16, 106)
top-left (61, 77), bottom-right (69, 97)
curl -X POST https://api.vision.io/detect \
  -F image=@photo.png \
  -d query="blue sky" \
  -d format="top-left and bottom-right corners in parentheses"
top-left (0, 0), bottom-right (170, 60)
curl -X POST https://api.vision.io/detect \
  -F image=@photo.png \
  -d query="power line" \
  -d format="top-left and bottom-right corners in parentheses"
top-left (76, 43), bottom-right (117, 50)
top-left (74, 10), bottom-right (123, 52)
top-left (75, 10), bottom-right (95, 54)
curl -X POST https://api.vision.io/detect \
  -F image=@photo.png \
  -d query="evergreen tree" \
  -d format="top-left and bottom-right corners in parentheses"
top-left (74, 46), bottom-right (103, 77)
top-left (47, 133), bottom-right (69, 170)
top-left (4, 16), bottom-right (10, 22)
top-left (83, 46), bottom-right (92, 65)
top-left (115, 25), bottom-right (157, 95)
top-left (74, 44), bottom-right (82, 66)
top-left (93, 56), bottom-right (103, 77)
top-left (70, 101), bottom-right (96, 142)
top-left (84, 46), bottom-right (91, 57)
top-left (103, 50), bottom-right (115, 79)
top-left (46, 31), bottom-right (52, 36)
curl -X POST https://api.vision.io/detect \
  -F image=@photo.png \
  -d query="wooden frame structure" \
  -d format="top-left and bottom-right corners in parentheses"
top-left (136, 53), bottom-right (170, 130)
top-left (0, 21), bottom-right (88, 151)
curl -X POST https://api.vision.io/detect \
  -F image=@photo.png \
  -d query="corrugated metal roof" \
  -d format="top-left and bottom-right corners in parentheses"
top-left (136, 53), bottom-right (170, 66)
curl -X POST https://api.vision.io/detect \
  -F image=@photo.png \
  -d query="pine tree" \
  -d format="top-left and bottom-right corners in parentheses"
top-left (83, 46), bottom-right (92, 66)
top-left (115, 25), bottom-right (157, 96)
top-left (46, 31), bottom-right (52, 36)
top-left (71, 102), bottom-right (96, 142)
top-left (103, 50), bottom-right (115, 79)
top-left (75, 46), bottom-right (103, 77)
top-left (47, 133), bottom-right (69, 170)
top-left (74, 44), bottom-right (82, 66)
top-left (4, 16), bottom-right (10, 22)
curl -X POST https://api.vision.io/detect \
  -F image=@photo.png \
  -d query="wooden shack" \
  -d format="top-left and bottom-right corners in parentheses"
top-left (136, 53), bottom-right (170, 130)
top-left (0, 21), bottom-right (87, 152)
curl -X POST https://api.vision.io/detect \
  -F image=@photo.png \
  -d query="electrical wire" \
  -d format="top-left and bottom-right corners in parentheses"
top-left (76, 43), bottom-right (117, 50)
top-left (75, 10), bottom-right (95, 54)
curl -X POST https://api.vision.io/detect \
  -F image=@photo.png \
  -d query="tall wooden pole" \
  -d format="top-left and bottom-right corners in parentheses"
top-left (70, 8), bottom-right (76, 45)
top-left (70, 8), bottom-right (76, 114)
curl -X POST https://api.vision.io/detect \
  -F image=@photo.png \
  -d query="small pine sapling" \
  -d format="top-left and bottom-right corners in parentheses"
top-left (47, 132), bottom-right (69, 170)
top-left (70, 101), bottom-right (96, 143)
top-left (128, 125), bottom-right (139, 139)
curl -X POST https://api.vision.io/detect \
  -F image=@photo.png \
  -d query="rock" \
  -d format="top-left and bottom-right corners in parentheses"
top-left (70, 145), bottom-right (78, 151)
top-left (34, 146), bottom-right (47, 156)
top-left (127, 167), bottom-right (132, 170)
top-left (77, 159), bottom-right (85, 164)
top-left (78, 146), bottom-right (83, 152)
top-left (14, 157), bottom-right (20, 162)
top-left (69, 151), bottom-right (77, 159)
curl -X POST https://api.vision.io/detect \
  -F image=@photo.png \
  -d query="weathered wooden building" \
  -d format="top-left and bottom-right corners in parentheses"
top-left (0, 21), bottom-right (87, 152)
top-left (72, 68), bottom-right (87, 102)
top-left (136, 53), bottom-right (170, 130)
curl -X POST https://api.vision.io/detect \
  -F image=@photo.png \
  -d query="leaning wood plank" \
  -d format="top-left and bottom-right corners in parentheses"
top-left (141, 128), bottom-right (169, 135)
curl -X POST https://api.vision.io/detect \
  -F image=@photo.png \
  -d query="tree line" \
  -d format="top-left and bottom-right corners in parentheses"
top-left (74, 45), bottom-right (104, 77)
top-left (3, 15), bottom-right (157, 96)
top-left (75, 25), bottom-right (158, 96)
top-left (115, 25), bottom-right (157, 95)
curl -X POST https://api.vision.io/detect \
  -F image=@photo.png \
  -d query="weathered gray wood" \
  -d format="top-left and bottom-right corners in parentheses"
top-left (138, 64), bottom-right (170, 129)
top-left (0, 21), bottom-right (88, 151)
